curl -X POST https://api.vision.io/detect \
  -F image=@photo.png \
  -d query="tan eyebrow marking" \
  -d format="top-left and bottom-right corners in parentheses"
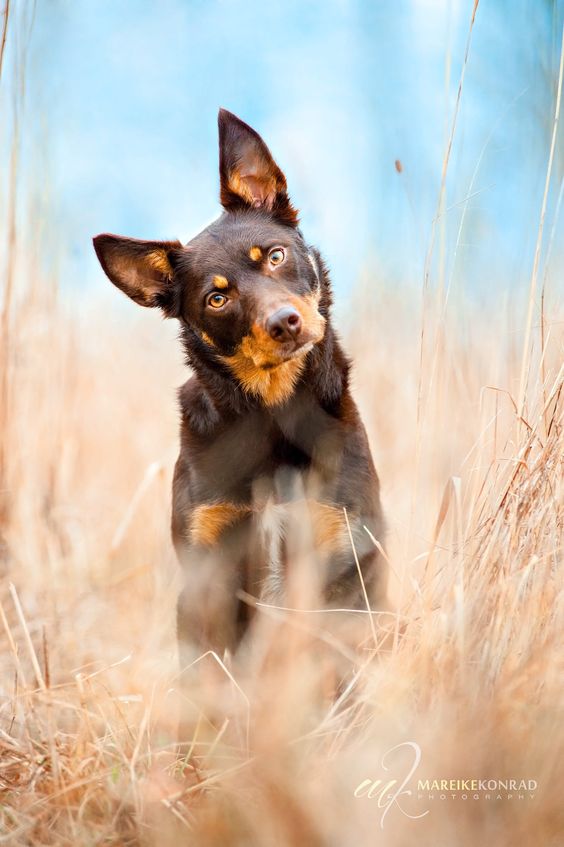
top-left (213, 275), bottom-right (229, 289)
top-left (249, 246), bottom-right (262, 262)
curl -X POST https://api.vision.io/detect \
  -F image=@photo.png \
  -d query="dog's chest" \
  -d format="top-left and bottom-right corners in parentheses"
top-left (179, 398), bottom-right (352, 595)
top-left (193, 404), bottom-right (327, 495)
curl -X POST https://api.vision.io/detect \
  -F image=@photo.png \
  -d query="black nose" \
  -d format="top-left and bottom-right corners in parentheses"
top-left (266, 307), bottom-right (302, 342)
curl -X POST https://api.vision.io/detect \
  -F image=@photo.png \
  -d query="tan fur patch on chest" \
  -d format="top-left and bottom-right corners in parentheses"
top-left (187, 499), bottom-right (351, 556)
top-left (189, 502), bottom-right (252, 546)
top-left (307, 501), bottom-right (350, 553)
top-left (261, 500), bottom-right (350, 554)
top-left (223, 344), bottom-right (307, 406)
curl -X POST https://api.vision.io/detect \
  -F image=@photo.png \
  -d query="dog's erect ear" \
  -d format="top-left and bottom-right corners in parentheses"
top-left (218, 108), bottom-right (298, 226)
top-left (93, 234), bottom-right (183, 314)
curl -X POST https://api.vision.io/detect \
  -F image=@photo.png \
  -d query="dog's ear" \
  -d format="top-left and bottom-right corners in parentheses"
top-left (218, 108), bottom-right (298, 226)
top-left (93, 234), bottom-right (183, 314)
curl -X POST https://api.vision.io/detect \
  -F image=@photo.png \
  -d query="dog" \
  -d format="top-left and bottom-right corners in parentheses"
top-left (93, 109), bottom-right (387, 661)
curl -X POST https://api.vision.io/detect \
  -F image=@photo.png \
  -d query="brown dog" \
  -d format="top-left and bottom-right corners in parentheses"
top-left (93, 109), bottom-right (386, 661)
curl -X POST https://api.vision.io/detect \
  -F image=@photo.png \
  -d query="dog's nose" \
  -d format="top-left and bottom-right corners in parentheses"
top-left (266, 307), bottom-right (302, 342)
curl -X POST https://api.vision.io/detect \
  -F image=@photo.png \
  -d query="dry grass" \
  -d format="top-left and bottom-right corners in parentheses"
top-left (0, 275), bottom-right (561, 845)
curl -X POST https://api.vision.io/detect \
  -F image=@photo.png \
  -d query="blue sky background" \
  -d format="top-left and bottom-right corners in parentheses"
top-left (2, 0), bottom-right (563, 303)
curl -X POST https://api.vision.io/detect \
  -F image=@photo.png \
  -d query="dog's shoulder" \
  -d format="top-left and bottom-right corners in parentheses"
top-left (178, 375), bottom-right (222, 439)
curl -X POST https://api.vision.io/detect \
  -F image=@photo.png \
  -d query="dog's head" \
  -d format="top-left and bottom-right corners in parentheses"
top-left (93, 109), bottom-right (328, 406)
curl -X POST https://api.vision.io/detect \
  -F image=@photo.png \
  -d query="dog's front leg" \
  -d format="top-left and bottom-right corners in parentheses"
top-left (174, 510), bottom-right (254, 666)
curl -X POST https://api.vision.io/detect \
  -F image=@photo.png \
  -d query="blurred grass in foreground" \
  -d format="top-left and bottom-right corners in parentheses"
top-left (0, 273), bottom-right (561, 844)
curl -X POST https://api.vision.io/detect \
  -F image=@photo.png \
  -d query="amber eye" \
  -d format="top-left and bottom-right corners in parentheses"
top-left (268, 247), bottom-right (286, 266)
top-left (206, 292), bottom-right (228, 309)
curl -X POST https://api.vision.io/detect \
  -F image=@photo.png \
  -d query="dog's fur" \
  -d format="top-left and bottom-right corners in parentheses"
top-left (93, 109), bottom-right (386, 657)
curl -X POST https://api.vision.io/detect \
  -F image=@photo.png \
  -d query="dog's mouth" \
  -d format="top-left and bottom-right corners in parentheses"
top-left (220, 335), bottom-right (315, 376)
top-left (259, 339), bottom-right (315, 369)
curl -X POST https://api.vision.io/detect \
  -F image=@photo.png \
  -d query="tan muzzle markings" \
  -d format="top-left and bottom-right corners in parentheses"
top-left (221, 291), bottom-right (326, 405)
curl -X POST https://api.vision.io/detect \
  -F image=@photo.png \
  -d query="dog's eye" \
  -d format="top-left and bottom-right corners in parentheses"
top-left (268, 247), bottom-right (286, 266)
top-left (206, 292), bottom-right (228, 309)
